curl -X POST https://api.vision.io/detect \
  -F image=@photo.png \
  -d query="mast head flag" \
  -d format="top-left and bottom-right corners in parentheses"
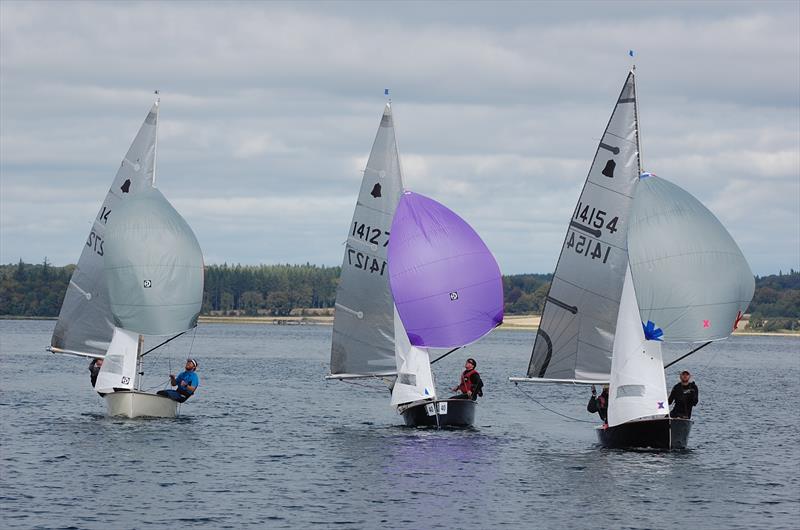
top-left (387, 191), bottom-right (503, 348)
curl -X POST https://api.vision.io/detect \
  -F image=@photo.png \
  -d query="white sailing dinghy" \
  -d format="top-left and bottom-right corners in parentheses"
top-left (327, 104), bottom-right (503, 427)
top-left (48, 97), bottom-right (205, 419)
top-left (510, 70), bottom-right (753, 449)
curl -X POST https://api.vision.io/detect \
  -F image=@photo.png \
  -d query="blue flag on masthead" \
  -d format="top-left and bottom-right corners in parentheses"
top-left (384, 88), bottom-right (390, 96)
top-left (629, 50), bottom-right (635, 57)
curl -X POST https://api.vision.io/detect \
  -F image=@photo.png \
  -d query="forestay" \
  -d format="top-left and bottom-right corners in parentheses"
top-left (527, 71), bottom-right (642, 381)
top-left (607, 265), bottom-right (669, 428)
top-left (330, 104), bottom-right (403, 375)
top-left (628, 174), bottom-right (755, 342)
top-left (104, 187), bottom-right (204, 336)
top-left (387, 191), bottom-right (503, 348)
top-left (51, 103), bottom-right (159, 356)
top-left (390, 308), bottom-right (436, 407)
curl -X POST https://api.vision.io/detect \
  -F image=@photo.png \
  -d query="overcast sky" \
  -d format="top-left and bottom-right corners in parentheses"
top-left (1, 0), bottom-right (798, 275)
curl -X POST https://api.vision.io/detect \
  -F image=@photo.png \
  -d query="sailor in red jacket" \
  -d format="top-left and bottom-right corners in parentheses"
top-left (451, 358), bottom-right (484, 401)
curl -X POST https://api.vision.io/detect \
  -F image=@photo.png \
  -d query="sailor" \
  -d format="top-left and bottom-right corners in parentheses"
top-left (668, 370), bottom-right (699, 419)
top-left (88, 357), bottom-right (103, 387)
top-left (157, 358), bottom-right (200, 403)
top-left (450, 358), bottom-right (483, 401)
top-left (88, 357), bottom-right (108, 396)
top-left (587, 384), bottom-right (609, 424)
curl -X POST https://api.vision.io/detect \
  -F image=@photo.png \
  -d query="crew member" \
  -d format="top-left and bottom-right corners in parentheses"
top-left (89, 358), bottom-right (103, 387)
top-left (668, 370), bottom-right (698, 419)
top-left (587, 384), bottom-right (609, 424)
top-left (450, 358), bottom-right (483, 401)
top-left (157, 358), bottom-right (200, 403)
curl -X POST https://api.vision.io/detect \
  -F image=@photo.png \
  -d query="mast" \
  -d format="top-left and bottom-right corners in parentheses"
top-left (136, 334), bottom-right (144, 391)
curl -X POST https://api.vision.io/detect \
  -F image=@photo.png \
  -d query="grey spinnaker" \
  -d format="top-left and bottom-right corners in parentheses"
top-left (330, 104), bottom-right (403, 375)
top-left (51, 103), bottom-right (159, 355)
top-left (527, 71), bottom-right (641, 381)
top-left (104, 187), bottom-right (204, 336)
top-left (628, 174), bottom-right (755, 342)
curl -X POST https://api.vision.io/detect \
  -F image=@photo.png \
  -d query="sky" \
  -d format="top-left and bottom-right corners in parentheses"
top-left (1, 0), bottom-right (798, 275)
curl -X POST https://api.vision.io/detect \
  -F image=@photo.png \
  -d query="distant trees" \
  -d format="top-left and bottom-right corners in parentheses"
top-left (1, 261), bottom-right (798, 326)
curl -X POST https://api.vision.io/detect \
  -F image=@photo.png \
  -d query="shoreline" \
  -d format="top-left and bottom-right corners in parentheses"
top-left (2, 314), bottom-right (798, 336)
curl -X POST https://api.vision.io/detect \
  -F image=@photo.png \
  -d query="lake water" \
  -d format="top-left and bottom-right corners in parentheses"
top-left (1, 319), bottom-right (798, 529)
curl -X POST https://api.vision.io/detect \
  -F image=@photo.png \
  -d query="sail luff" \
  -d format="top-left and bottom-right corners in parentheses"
top-left (525, 71), bottom-right (642, 381)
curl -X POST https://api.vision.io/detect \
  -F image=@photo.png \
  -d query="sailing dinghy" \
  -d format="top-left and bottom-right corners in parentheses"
top-left (48, 97), bottom-right (204, 419)
top-left (510, 69), bottom-right (753, 449)
top-left (327, 104), bottom-right (503, 427)
top-left (387, 191), bottom-right (503, 427)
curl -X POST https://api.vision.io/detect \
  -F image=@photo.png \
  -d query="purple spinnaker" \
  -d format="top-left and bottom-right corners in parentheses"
top-left (388, 191), bottom-right (504, 348)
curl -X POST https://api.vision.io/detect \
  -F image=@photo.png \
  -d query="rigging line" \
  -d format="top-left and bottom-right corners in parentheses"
top-left (143, 378), bottom-right (172, 392)
top-left (430, 347), bottom-right (461, 365)
top-left (341, 378), bottom-right (389, 393)
top-left (513, 382), bottom-right (596, 423)
top-left (189, 326), bottom-right (198, 355)
top-left (663, 341), bottom-right (712, 370)
top-left (140, 331), bottom-right (188, 358)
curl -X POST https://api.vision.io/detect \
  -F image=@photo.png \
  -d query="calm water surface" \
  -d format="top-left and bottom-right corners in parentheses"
top-left (1, 320), bottom-right (798, 529)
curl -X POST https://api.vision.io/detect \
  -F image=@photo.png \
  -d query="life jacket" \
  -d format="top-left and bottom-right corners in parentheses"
top-left (458, 369), bottom-right (479, 394)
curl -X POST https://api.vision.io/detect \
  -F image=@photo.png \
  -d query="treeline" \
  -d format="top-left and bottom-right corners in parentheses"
top-left (2, 261), bottom-right (799, 324)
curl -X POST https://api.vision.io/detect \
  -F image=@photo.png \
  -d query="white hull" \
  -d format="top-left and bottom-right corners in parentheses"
top-left (104, 391), bottom-right (178, 418)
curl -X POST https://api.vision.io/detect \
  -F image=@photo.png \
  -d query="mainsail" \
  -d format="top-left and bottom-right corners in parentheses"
top-left (387, 191), bottom-right (503, 348)
top-left (526, 71), bottom-right (642, 382)
top-left (51, 103), bottom-right (159, 356)
top-left (330, 104), bottom-right (403, 375)
top-left (103, 187), bottom-right (204, 336)
top-left (628, 174), bottom-right (755, 342)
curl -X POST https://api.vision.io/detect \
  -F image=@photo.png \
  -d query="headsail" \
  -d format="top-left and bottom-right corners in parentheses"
top-left (390, 307), bottom-right (437, 407)
top-left (526, 71), bottom-right (642, 382)
top-left (330, 104), bottom-right (403, 375)
top-left (94, 327), bottom-right (140, 394)
top-left (387, 191), bottom-right (503, 348)
top-left (104, 187), bottom-right (204, 336)
top-left (607, 265), bottom-right (669, 428)
top-left (51, 103), bottom-right (159, 356)
top-left (628, 174), bottom-right (755, 342)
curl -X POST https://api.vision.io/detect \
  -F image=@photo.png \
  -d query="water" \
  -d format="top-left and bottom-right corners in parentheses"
top-left (1, 320), bottom-right (798, 529)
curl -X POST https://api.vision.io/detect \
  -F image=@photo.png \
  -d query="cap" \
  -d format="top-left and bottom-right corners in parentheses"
top-left (187, 358), bottom-right (198, 369)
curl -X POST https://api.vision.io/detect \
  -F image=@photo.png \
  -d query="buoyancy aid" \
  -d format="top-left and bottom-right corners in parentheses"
top-left (458, 369), bottom-right (479, 394)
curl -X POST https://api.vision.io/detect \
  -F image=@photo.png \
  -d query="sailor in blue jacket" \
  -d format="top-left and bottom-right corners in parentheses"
top-left (158, 358), bottom-right (199, 403)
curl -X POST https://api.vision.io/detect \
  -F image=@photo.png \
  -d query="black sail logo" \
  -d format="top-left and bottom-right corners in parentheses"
top-left (370, 183), bottom-right (382, 198)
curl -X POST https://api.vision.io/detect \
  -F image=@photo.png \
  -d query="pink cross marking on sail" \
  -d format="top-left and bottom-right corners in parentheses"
top-left (703, 320), bottom-right (710, 328)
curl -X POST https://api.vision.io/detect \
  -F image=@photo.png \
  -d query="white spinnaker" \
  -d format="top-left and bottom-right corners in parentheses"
top-left (95, 327), bottom-right (139, 394)
top-left (607, 265), bottom-right (669, 428)
top-left (390, 307), bottom-right (437, 407)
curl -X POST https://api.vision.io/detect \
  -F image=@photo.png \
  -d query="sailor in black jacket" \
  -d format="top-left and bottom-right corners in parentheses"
top-left (668, 370), bottom-right (699, 419)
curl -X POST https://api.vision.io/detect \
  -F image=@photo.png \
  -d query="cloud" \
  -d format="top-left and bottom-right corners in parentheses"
top-left (1, 1), bottom-right (798, 275)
